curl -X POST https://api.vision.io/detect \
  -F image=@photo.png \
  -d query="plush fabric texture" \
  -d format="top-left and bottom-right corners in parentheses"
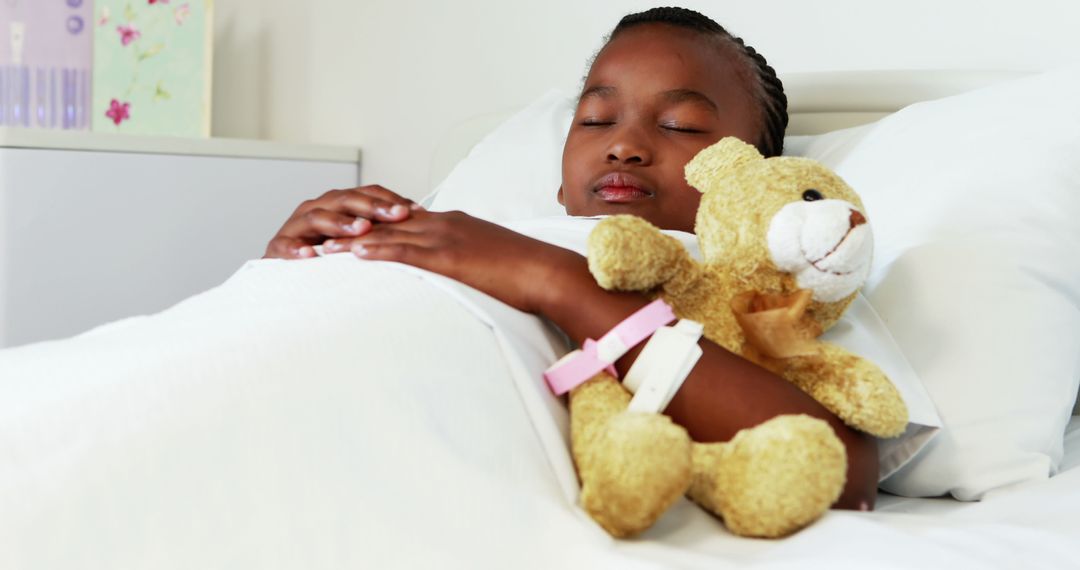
top-left (570, 375), bottom-right (692, 538)
top-left (788, 66), bottom-right (1080, 500)
top-left (593, 140), bottom-right (909, 437)
top-left (687, 415), bottom-right (847, 538)
top-left (567, 138), bottom-right (908, 539)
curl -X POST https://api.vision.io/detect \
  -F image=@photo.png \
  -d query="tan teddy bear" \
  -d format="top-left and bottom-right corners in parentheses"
top-left (569, 137), bottom-right (909, 539)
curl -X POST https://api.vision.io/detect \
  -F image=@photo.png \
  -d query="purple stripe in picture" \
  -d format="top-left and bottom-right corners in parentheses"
top-left (51, 67), bottom-right (58, 129)
top-left (61, 68), bottom-right (68, 130)
top-left (0, 67), bottom-right (6, 126)
top-left (19, 65), bottom-right (30, 127)
top-left (35, 68), bottom-right (44, 127)
top-left (66, 68), bottom-right (76, 130)
top-left (79, 68), bottom-right (88, 129)
top-left (10, 66), bottom-right (23, 126)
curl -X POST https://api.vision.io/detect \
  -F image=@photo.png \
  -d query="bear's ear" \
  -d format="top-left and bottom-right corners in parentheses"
top-left (684, 137), bottom-right (765, 193)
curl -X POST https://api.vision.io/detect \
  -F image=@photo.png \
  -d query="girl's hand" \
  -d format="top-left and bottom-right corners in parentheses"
top-left (264, 185), bottom-right (421, 259)
top-left (350, 210), bottom-right (579, 314)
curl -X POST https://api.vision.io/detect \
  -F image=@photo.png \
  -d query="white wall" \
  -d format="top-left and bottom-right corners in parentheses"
top-left (212, 0), bottom-right (1080, 200)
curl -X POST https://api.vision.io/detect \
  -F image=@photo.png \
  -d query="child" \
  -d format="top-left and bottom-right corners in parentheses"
top-left (265, 7), bottom-right (878, 510)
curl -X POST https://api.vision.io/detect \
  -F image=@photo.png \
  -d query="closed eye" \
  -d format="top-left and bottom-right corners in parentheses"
top-left (580, 120), bottom-right (614, 127)
top-left (661, 124), bottom-right (705, 134)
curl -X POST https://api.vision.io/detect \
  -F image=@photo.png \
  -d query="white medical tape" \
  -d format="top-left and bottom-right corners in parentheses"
top-left (624, 319), bottom-right (704, 414)
top-left (595, 333), bottom-right (629, 364)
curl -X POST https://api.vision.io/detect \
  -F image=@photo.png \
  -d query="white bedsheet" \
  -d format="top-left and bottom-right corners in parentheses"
top-left (0, 219), bottom-right (1075, 569)
top-left (615, 417), bottom-right (1080, 569)
top-left (0, 255), bottom-right (615, 569)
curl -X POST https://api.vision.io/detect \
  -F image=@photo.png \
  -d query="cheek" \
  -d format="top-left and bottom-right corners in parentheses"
top-left (560, 138), bottom-right (588, 201)
top-left (669, 144), bottom-right (712, 189)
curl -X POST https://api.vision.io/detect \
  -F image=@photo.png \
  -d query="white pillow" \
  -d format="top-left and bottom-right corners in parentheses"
top-left (427, 89), bottom-right (574, 221)
top-left (790, 66), bottom-right (1080, 500)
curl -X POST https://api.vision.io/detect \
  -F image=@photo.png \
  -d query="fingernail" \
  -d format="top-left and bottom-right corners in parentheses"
top-left (351, 218), bottom-right (369, 233)
top-left (324, 239), bottom-right (340, 251)
top-left (352, 243), bottom-right (368, 256)
top-left (390, 204), bottom-right (407, 216)
top-left (410, 202), bottom-right (424, 211)
top-left (298, 246), bottom-right (316, 258)
top-left (859, 501), bottom-right (870, 512)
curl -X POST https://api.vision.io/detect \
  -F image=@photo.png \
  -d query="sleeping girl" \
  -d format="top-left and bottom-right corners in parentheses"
top-left (264, 7), bottom-right (879, 510)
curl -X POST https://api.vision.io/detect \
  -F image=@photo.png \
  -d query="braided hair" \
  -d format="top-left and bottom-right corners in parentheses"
top-left (605, 7), bottom-right (788, 157)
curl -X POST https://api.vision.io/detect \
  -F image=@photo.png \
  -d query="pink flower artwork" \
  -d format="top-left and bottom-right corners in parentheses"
top-left (117, 24), bottom-right (141, 46)
top-left (98, 6), bottom-right (111, 27)
top-left (105, 99), bottom-right (131, 126)
top-left (174, 3), bottom-right (191, 25)
top-left (149, 0), bottom-right (171, 4)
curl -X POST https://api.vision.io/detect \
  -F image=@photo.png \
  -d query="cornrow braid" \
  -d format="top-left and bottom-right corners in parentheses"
top-left (608, 7), bottom-right (789, 157)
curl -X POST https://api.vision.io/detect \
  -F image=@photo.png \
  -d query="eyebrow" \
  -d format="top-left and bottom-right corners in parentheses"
top-left (579, 86), bottom-right (719, 114)
top-left (661, 89), bottom-right (719, 113)
top-left (579, 85), bottom-right (617, 102)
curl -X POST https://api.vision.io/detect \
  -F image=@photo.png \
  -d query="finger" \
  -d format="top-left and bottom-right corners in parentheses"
top-left (295, 187), bottom-right (410, 222)
top-left (321, 236), bottom-right (369, 254)
top-left (351, 241), bottom-right (429, 266)
top-left (377, 207), bottom-right (436, 230)
top-left (357, 185), bottom-right (420, 209)
top-left (266, 237), bottom-right (317, 259)
top-left (352, 224), bottom-right (434, 248)
top-left (282, 208), bottom-right (373, 240)
top-left (337, 192), bottom-right (414, 222)
top-left (324, 218), bottom-right (438, 253)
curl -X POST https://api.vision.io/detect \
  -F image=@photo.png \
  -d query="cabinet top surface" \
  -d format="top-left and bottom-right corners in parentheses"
top-left (0, 127), bottom-right (361, 164)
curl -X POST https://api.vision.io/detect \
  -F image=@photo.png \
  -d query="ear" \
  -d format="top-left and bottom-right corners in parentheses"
top-left (557, 185), bottom-right (565, 206)
top-left (684, 137), bottom-right (765, 193)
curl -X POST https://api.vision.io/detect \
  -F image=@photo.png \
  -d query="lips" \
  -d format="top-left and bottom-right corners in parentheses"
top-left (593, 172), bottom-right (654, 203)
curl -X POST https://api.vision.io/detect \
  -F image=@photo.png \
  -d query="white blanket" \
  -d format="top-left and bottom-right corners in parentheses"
top-left (0, 217), bottom-right (1072, 569)
top-left (0, 253), bottom-right (616, 569)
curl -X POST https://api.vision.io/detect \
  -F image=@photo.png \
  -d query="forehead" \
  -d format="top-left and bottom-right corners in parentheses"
top-left (586, 24), bottom-right (753, 105)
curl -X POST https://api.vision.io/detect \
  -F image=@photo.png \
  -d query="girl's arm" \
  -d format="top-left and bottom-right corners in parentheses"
top-left (264, 186), bottom-right (880, 508)
top-left (346, 209), bottom-right (878, 509)
top-left (535, 252), bottom-right (878, 511)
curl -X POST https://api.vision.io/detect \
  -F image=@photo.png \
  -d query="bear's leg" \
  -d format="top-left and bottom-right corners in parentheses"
top-left (570, 374), bottom-right (693, 537)
top-left (782, 343), bottom-right (908, 438)
top-left (686, 414), bottom-right (846, 538)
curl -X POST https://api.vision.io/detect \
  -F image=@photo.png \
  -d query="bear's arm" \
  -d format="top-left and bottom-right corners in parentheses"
top-left (587, 215), bottom-right (698, 292)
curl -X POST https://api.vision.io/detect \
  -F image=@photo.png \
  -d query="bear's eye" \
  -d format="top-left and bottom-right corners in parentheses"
top-left (802, 189), bottom-right (824, 202)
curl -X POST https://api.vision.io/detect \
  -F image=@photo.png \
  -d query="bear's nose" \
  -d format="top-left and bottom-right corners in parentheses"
top-left (849, 209), bottom-right (867, 227)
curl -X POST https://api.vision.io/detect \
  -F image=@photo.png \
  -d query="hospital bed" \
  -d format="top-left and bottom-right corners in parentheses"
top-left (0, 69), bottom-right (1077, 569)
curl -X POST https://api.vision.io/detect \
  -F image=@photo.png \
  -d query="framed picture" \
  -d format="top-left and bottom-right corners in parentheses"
top-left (92, 0), bottom-right (213, 136)
top-left (0, 0), bottom-right (94, 130)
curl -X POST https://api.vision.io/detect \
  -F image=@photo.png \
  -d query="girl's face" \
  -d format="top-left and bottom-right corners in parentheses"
top-left (559, 24), bottom-right (762, 233)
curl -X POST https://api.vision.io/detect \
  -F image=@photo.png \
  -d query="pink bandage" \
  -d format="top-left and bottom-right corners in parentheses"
top-left (543, 299), bottom-right (676, 395)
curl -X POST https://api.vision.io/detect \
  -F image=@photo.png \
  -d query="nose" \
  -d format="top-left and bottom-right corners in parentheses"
top-left (849, 209), bottom-right (867, 227)
top-left (605, 124), bottom-right (652, 165)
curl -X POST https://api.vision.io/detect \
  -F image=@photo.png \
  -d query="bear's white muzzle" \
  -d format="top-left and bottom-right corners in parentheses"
top-left (766, 199), bottom-right (873, 302)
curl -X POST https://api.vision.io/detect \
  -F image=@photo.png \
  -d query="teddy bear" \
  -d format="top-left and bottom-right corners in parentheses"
top-left (567, 137), bottom-right (909, 539)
